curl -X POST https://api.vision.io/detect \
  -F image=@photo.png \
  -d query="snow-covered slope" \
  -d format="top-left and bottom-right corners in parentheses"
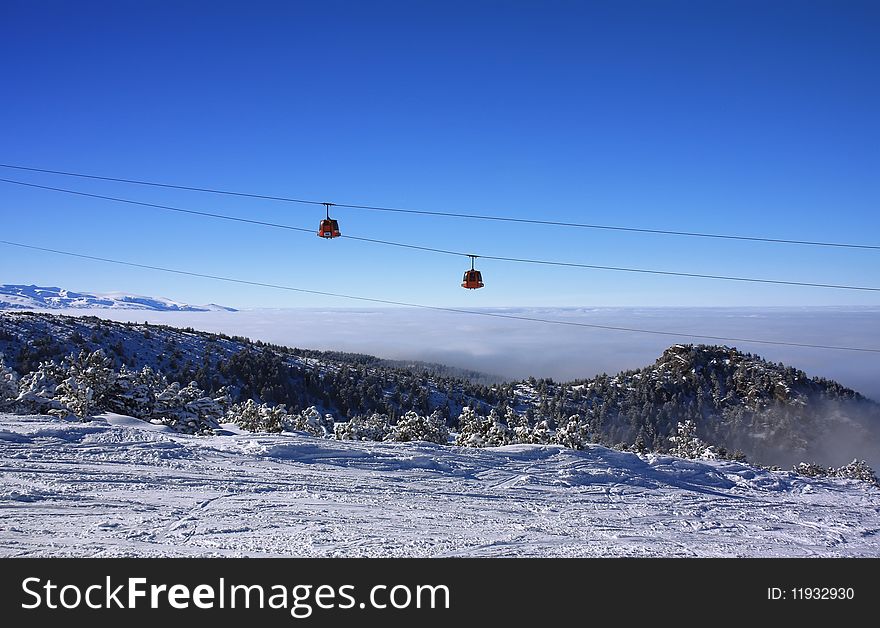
top-left (0, 285), bottom-right (236, 312)
top-left (1, 411), bottom-right (877, 557)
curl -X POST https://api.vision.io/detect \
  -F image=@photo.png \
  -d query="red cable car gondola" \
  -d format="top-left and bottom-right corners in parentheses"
top-left (461, 255), bottom-right (484, 289)
top-left (317, 202), bottom-right (341, 239)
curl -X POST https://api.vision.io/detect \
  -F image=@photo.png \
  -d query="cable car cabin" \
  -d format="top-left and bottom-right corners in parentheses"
top-left (317, 218), bottom-right (341, 239)
top-left (461, 269), bottom-right (484, 289)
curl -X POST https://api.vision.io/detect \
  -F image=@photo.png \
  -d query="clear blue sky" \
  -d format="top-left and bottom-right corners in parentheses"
top-left (1, 0), bottom-right (878, 308)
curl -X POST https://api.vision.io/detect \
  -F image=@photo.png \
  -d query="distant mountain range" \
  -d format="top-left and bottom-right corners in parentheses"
top-left (0, 284), bottom-right (236, 312)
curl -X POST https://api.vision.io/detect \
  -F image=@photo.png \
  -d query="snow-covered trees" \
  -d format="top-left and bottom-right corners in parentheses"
top-left (53, 350), bottom-right (117, 419)
top-left (526, 419), bottom-right (553, 445)
top-left (334, 413), bottom-right (392, 441)
top-left (389, 410), bottom-right (449, 445)
top-left (833, 459), bottom-right (879, 485)
top-left (669, 420), bottom-right (720, 460)
top-left (14, 350), bottom-right (120, 419)
top-left (333, 410), bottom-right (449, 444)
top-left (506, 408), bottom-right (531, 444)
top-left (105, 365), bottom-right (168, 419)
top-left (288, 406), bottom-right (335, 437)
top-left (793, 459), bottom-right (879, 486)
top-left (226, 399), bottom-right (294, 433)
top-left (552, 414), bottom-right (591, 450)
top-left (0, 353), bottom-right (19, 411)
top-left (455, 406), bottom-right (513, 447)
top-left (15, 359), bottom-right (67, 414)
top-left (0, 353), bottom-right (19, 408)
top-left (152, 381), bottom-right (226, 434)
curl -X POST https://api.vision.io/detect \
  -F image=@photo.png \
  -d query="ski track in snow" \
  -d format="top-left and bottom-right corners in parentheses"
top-left (0, 412), bottom-right (878, 557)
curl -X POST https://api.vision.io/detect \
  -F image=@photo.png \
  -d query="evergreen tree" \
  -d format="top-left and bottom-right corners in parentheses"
top-left (54, 349), bottom-right (117, 419)
top-left (455, 407), bottom-right (512, 447)
top-left (226, 399), bottom-right (293, 433)
top-left (389, 410), bottom-right (449, 445)
top-left (15, 359), bottom-right (66, 414)
top-left (334, 413), bottom-right (392, 441)
top-left (0, 353), bottom-right (19, 412)
top-left (553, 414), bottom-right (589, 450)
top-left (152, 381), bottom-right (223, 434)
top-left (832, 459), bottom-right (879, 485)
top-left (105, 364), bottom-right (168, 419)
top-left (669, 420), bottom-right (718, 460)
top-left (528, 419), bottom-right (553, 445)
top-left (288, 406), bottom-right (334, 437)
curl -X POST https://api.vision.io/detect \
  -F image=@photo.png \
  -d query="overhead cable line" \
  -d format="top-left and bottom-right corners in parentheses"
top-left (0, 163), bottom-right (323, 207)
top-left (3, 178), bottom-right (879, 293)
top-left (0, 178), bottom-right (316, 235)
top-left (2, 239), bottom-right (878, 354)
top-left (2, 162), bottom-right (878, 251)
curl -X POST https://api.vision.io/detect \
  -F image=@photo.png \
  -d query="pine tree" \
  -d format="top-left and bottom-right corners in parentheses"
top-left (669, 420), bottom-right (718, 460)
top-left (226, 399), bottom-right (293, 432)
top-left (455, 406), bottom-right (484, 447)
top-left (152, 381), bottom-right (223, 434)
top-left (288, 406), bottom-right (334, 437)
top-left (553, 414), bottom-right (589, 450)
top-left (334, 413), bottom-right (392, 441)
top-left (793, 459), bottom-right (880, 486)
top-left (227, 398), bottom-right (263, 431)
top-left (506, 407), bottom-right (531, 444)
top-left (389, 410), bottom-right (449, 445)
top-left (105, 364), bottom-right (168, 419)
top-left (16, 360), bottom-right (67, 415)
top-left (528, 419), bottom-right (552, 445)
top-left (455, 407), bottom-right (512, 447)
top-left (832, 459), bottom-right (879, 485)
top-left (0, 353), bottom-right (19, 412)
top-left (54, 350), bottom-right (117, 419)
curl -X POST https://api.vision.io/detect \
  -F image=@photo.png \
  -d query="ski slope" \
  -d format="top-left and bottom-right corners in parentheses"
top-left (1, 412), bottom-right (878, 557)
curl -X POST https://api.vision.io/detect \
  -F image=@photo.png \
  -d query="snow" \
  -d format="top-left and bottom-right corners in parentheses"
top-left (1, 411), bottom-right (878, 557)
top-left (0, 284), bottom-right (236, 312)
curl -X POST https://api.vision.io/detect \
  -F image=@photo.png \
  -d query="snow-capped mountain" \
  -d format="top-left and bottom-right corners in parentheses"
top-left (0, 284), bottom-right (236, 312)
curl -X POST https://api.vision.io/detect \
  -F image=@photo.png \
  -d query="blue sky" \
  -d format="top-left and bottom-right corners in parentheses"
top-left (1, 0), bottom-right (878, 309)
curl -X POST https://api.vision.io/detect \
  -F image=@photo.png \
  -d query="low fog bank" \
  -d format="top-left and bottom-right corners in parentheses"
top-left (808, 400), bottom-right (880, 470)
top-left (51, 306), bottom-right (880, 402)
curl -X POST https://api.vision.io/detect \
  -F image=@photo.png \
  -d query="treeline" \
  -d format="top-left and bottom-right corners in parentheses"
top-left (2, 313), bottom-right (879, 470)
top-left (1, 349), bottom-right (876, 485)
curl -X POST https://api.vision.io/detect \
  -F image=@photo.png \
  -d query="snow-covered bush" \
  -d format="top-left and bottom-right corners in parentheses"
top-left (669, 420), bottom-right (719, 460)
top-left (334, 413), bottom-right (392, 441)
top-left (288, 406), bottom-right (334, 437)
top-left (389, 410), bottom-right (449, 445)
top-left (53, 350), bottom-right (117, 419)
top-left (505, 409), bottom-right (531, 444)
top-left (832, 459), bottom-right (879, 485)
top-left (792, 462), bottom-right (825, 478)
top-left (0, 353), bottom-right (19, 412)
top-left (526, 419), bottom-right (553, 445)
top-left (16, 360), bottom-right (67, 415)
top-left (793, 459), bottom-right (879, 486)
top-left (226, 399), bottom-right (293, 433)
top-left (553, 415), bottom-right (590, 450)
top-left (152, 381), bottom-right (224, 434)
top-left (227, 398), bottom-right (262, 431)
top-left (455, 406), bottom-right (513, 447)
top-left (105, 365), bottom-right (168, 419)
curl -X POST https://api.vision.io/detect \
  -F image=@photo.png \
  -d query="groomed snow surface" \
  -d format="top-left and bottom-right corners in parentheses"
top-left (1, 412), bottom-right (878, 557)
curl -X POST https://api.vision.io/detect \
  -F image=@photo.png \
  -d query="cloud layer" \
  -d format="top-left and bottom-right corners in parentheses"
top-left (55, 306), bottom-right (880, 402)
